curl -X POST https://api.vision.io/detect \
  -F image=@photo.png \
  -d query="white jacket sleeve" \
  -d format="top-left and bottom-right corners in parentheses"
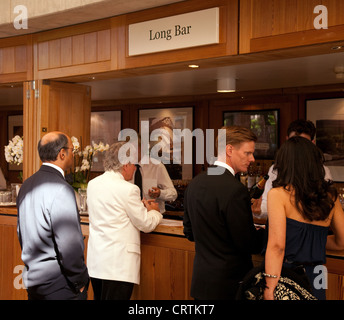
top-left (125, 185), bottom-right (163, 233)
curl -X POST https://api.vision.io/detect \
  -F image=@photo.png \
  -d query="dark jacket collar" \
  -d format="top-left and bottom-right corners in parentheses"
top-left (39, 164), bottom-right (65, 180)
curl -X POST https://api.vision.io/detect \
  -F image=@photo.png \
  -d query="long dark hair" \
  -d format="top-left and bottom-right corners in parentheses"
top-left (273, 136), bottom-right (337, 221)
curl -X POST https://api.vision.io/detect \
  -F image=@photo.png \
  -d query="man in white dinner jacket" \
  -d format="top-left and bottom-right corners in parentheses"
top-left (86, 141), bottom-right (162, 300)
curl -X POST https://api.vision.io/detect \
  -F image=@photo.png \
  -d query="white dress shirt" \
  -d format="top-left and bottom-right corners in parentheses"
top-left (213, 160), bottom-right (235, 176)
top-left (130, 156), bottom-right (177, 213)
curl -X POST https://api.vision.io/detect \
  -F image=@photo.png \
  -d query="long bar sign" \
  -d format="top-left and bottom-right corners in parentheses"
top-left (128, 7), bottom-right (219, 56)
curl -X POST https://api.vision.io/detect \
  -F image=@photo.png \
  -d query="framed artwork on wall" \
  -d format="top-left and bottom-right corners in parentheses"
top-left (90, 110), bottom-right (121, 171)
top-left (307, 98), bottom-right (344, 182)
top-left (138, 107), bottom-right (193, 180)
top-left (223, 109), bottom-right (279, 159)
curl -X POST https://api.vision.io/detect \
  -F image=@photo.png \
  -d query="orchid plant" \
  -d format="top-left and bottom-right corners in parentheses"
top-left (67, 136), bottom-right (109, 190)
top-left (4, 135), bottom-right (23, 182)
top-left (4, 135), bottom-right (23, 166)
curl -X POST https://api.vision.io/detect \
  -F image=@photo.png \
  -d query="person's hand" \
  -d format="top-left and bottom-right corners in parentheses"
top-left (143, 199), bottom-right (160, 212)
top-left (148, 187), bottom-right (161, 199)
top-left (263, 287), bottom-right (274, 300)
top-left (251, 196), bottom-right (262, 215)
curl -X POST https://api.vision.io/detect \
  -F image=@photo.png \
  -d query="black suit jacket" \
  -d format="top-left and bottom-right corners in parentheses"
top-left (17, 165), bottom-right (89, 295)
top-left (183, 166), bottom-right (263, 299)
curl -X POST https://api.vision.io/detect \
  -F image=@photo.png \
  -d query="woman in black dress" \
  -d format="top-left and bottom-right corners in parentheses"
top-left (264, 136), bottom-right (344, 300)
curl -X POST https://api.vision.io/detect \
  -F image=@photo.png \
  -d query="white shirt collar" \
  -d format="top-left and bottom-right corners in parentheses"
top-left (214, 160), bottom-right (235, 176)
top-left (42, 162), bottom-right (65, 177)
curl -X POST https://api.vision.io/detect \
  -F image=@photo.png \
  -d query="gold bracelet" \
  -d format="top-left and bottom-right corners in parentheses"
top-left (262, 272), bottom-right (279, 279)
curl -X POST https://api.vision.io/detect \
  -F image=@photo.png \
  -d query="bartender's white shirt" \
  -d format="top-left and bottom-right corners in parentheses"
top-left (130, 155), bottom-right (177, 213)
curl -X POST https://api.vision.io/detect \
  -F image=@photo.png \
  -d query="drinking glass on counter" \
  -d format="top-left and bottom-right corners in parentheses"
top-left (78, 188), bottom-right (87, 214)
top-left (0, 191), bottom-right (12, 203)
top-left (11, 183), bottom-right (22, 203)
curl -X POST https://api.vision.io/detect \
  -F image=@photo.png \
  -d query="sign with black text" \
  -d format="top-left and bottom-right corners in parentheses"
top-left (128, 7), bottom-right (219, 56)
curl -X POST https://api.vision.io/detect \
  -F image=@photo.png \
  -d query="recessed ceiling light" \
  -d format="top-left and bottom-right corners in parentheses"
top-left (332, 45), bottom-right (343, 50)
top-left (217, 78), bottom-right (236, 93)
top-left (188, 64), bottom-right (199, 69)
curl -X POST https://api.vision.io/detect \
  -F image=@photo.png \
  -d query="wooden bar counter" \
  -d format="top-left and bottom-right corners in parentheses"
top-left (1, 207), bottom-right (344, 300)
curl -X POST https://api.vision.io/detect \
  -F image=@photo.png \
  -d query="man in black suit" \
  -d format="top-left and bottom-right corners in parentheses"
top-left (17, 131), bottom-right (89, 300)
top-left (183, 126), bottom-right (263, 300)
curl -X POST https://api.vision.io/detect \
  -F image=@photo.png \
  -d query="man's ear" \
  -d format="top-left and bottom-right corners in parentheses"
top-left (226, 144), bottom-right (233, 157)
top-left (57, 149), bottom-right (65, 161)
top-left (122, 163), bottom-right (130, 174)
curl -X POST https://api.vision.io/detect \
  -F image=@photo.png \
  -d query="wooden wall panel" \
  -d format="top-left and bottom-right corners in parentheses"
top-left (37, 30), bottom-right (111, 71)
top-left (0, 222), bottom-right (27, 300)
top-left (42, 81), bottom-right (91, 145)
top-left (23, 80), bottom-right (91, 179)
top-left (131, 233), bottom-right (195, 300)
top-left (240, 0), bottom-right (344, 53)
top-left (34, 20), bottom-right (113, 79)
top-left (1, 47), bottom-right (15, 74)
top-left (23, 81), bottom-right (41, 181)
top-left (0, 35), bottom-right (32, 83)
top-left (98, 30), bottom-right (111, 61)
top-left (327, 274), bottom-right (344, 300)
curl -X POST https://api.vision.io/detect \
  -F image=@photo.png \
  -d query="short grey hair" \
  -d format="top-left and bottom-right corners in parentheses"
top-left (103, 141), bottom-right (134, 172)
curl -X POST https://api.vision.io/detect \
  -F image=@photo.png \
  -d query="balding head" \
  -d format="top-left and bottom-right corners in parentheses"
top-left (38, 131), bottom-right (70, 162)
top-left (40, 131), bottom-right (63, 146)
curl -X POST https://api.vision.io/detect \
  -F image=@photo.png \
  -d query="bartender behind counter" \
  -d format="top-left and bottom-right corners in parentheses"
top-left (129, 134), bottom-right (177, 213)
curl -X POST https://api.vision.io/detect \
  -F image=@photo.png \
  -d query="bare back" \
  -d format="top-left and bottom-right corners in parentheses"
top-left (270, 187), bottom-right (335, 227)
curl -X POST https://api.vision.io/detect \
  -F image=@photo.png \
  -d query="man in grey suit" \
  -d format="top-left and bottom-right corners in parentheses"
top-left (17, 131), bottom-right (89, 300)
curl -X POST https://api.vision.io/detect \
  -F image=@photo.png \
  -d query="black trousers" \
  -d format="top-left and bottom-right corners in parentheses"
top-left (27, 285), bottom-right (87, 300)
top-left (91, 277), bottom-right (134, 300)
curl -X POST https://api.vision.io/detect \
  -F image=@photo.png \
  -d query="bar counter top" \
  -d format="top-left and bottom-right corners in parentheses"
top-left (81, 214), bottom-right (185, 236)
top-left (0, 206), bottom-right (185, 236)
top-left (0, 205), bottom-right (17, 215)
top-left (2, 205), bottom-right (344, 258)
